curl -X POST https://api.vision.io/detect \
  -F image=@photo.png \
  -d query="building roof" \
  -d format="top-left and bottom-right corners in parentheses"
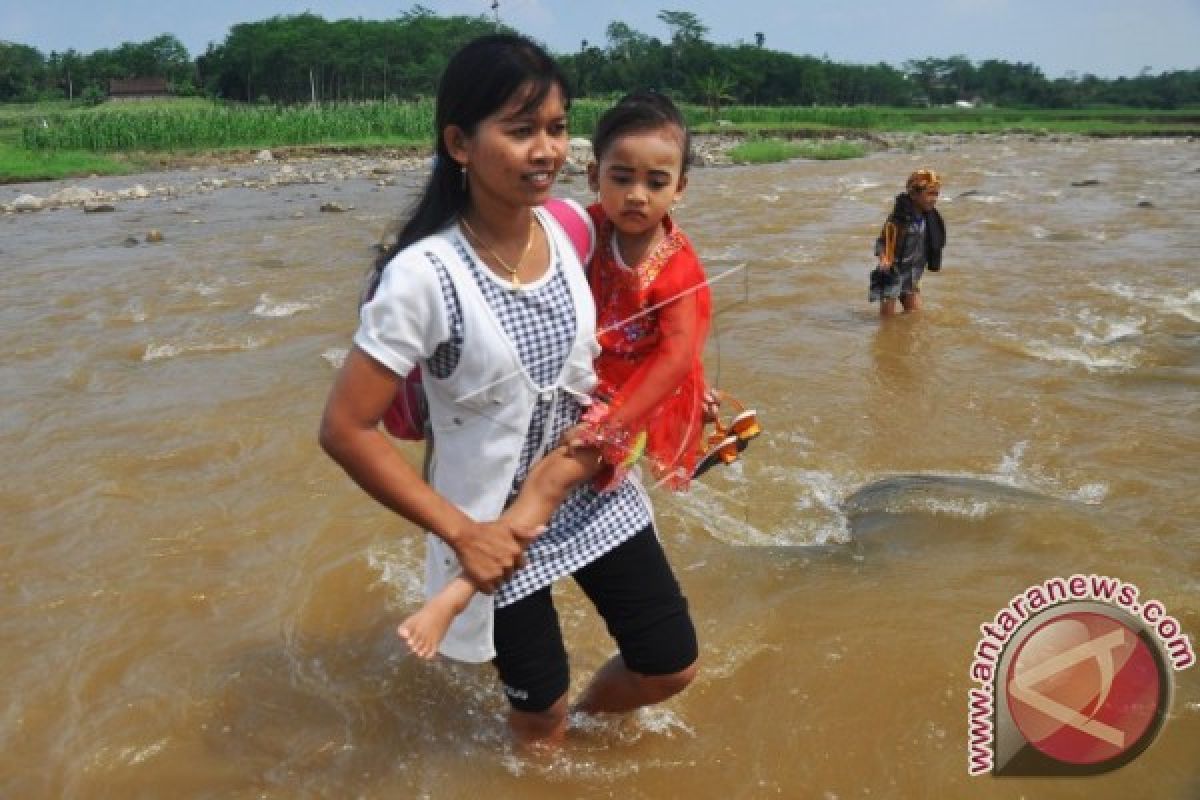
top-left (108, 77), bottom-right (170, 95)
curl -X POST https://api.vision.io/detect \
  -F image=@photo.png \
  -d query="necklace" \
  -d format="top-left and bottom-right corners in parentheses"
top-left (460, 214), bottom-right (536, 290)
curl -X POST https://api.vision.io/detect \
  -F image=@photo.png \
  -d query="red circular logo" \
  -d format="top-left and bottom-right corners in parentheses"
top-left (1005, 611), bottom-right (1162, 765)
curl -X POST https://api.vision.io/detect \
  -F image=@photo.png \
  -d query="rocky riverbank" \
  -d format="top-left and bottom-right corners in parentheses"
top-left (1, 131), bottom-right (1110, 216)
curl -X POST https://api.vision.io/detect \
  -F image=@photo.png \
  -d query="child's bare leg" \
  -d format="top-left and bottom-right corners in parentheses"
top-left (900, 290), bottom-right (922, 312)
top-left (503, 446), bottom-right (603, 530)
top-left (399, 448), bottom-right (602, 659)
top-left (398, 576), bottom-right (475, 659)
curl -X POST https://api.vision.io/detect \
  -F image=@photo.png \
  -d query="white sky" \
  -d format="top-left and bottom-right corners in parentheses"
top-left (3, 0), bottom-right (1199, 79)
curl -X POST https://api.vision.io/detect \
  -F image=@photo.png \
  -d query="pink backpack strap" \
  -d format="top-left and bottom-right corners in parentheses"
top-left (381, 364), bottom-right (427, 441)
top-left (543, 197), bottom-right (595, 265)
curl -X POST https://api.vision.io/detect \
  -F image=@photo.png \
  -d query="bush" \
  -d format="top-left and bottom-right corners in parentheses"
top-left (80, 86), bottom-right (105, 107)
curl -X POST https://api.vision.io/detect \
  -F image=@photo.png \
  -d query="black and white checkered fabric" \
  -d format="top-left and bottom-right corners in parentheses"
top-left (424, 251), bottom-right (464, 380)
top-left (419, 234), bottom-right (651, 608)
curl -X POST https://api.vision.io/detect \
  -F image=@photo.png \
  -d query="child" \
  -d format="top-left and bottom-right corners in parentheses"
top-left (399, 91), bottom-right (713, 659)
top-left (869, 168), bottom-right (946, 316)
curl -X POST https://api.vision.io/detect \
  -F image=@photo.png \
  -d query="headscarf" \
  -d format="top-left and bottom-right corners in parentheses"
top-left (906, 168), bottom-right (942, 193)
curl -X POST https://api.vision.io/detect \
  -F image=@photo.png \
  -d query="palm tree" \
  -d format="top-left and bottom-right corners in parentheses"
top-left (696, 71), bottom-right (735, 116)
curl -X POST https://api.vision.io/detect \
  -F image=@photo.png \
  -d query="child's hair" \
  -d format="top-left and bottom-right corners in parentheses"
top-left (368, 34), bottom-right (571, 294)
top-left (590, 91), bottom-right (692, 174)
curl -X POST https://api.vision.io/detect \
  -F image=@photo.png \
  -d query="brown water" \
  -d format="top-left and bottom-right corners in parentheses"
top-left (3, 137), bottom-right (1199, 798)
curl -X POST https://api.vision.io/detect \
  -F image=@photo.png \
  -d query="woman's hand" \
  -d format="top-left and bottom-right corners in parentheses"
top-left (321, 348), bottom-right (536, 592)
top-left (448, 520), bottom-right (543, 594)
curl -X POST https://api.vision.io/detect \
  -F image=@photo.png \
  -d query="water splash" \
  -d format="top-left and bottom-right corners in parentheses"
top-left (1021, 339), bottom-right (1140, 372)
top-left (680, 467), bottom-right (852, 547)
top-left (1076, 308), bottom-right (1145, 345)
top-left (990, 307), bottom-right (1145, 372)
top-left (1071, 483), bottom-right (1109, 504)
top-left (996, 440), bottom-right (1028, 481)
top-left (141, 336), bottom-right (265, 362)
top-left (1097, 282), bottom-right (1200, 324)
top-left (366, 542), bottom-right (424, 610)
top-left (178, 280), bottom-right (225, 297)
top-left (497, 707), bottom-right (695, 781)
top-left (251, 293), bottom-right (316, 318)
top-left (321, 348), bottom-right (348, 369)
top-left (839, 177), bottom-right (880, 193)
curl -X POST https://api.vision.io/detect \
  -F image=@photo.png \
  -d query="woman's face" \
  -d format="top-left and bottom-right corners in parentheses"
top-left (447, 82), bottom-right (569, 211)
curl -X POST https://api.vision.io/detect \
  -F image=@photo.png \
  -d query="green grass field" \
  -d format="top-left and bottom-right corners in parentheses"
top-left (728, 138), bottom-right (868, 164)
top-left (3, 98), bottom-right (1198, 182)
top-left (694, 105), bottom-right (1200, 137)
top-left (0, 100), bottom-right (140, 181)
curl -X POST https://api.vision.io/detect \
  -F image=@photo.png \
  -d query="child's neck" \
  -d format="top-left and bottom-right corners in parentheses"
top-left (614, 220), bottom-right (665, 268)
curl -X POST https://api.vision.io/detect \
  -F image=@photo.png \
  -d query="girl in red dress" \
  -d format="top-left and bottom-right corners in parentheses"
top-left (399, 91), bottom-right (711, 658)
top-left (578, 93), bottom-right (712, 490)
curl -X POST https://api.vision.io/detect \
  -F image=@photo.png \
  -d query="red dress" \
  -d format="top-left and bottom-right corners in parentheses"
top-left (581, 204), bottom-right (712, 490)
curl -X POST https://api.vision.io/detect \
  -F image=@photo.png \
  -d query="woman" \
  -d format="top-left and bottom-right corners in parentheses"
top-left (318, 34), bottom-right (698, 749)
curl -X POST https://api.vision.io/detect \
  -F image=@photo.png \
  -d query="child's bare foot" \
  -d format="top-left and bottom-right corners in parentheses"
top-left (397, 603), bottom-right (457, 659)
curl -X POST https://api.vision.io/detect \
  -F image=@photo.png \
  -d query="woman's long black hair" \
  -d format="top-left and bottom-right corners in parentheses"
top-left (366, 34), bottom-right (571, 297)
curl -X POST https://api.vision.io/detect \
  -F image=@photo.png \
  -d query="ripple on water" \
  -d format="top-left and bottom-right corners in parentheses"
top-left (141, 336), bottom-right (266, 362)
top-left (1098, 281), bottom-right (1200, 324)
top-left (251, 293), bottom-right (317, 318)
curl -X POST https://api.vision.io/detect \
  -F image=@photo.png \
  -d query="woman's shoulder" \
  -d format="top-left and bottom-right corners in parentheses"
top-left (388, 226), bottom-right (461, 267)
top-left (375, 228), bottom-right (462, 296)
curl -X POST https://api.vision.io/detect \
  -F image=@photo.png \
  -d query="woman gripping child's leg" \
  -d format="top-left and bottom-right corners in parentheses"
top-left (402, 91), bottom-right (715, 661)
top-left (398, 442), bottom-right (603, 658)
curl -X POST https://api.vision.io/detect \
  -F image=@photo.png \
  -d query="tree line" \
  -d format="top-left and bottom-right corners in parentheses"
top-left (0, 34), bottom-right (194, 104)
top-left (2, 7), bottom-right (1198, 109)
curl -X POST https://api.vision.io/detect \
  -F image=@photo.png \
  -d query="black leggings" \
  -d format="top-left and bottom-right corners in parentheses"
top-left (492, 525), bottom-right (698, 712)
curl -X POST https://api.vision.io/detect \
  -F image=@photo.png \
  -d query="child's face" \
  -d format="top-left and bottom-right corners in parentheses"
top-left (589, 126), bottom-right (687, 240)
top-left (912, 185), bottom-right (940, 213)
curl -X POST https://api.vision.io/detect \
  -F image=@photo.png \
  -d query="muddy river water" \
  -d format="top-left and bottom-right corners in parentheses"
top-left (2, 136), bottom-right (1198, 797)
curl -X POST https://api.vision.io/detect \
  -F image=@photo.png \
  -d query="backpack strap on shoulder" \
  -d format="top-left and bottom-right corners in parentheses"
top-left (543, 197), bottom-right (595, 265)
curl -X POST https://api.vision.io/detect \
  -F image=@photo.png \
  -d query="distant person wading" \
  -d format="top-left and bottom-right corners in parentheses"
top-left (869, 169), bottom-right (946, 316)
